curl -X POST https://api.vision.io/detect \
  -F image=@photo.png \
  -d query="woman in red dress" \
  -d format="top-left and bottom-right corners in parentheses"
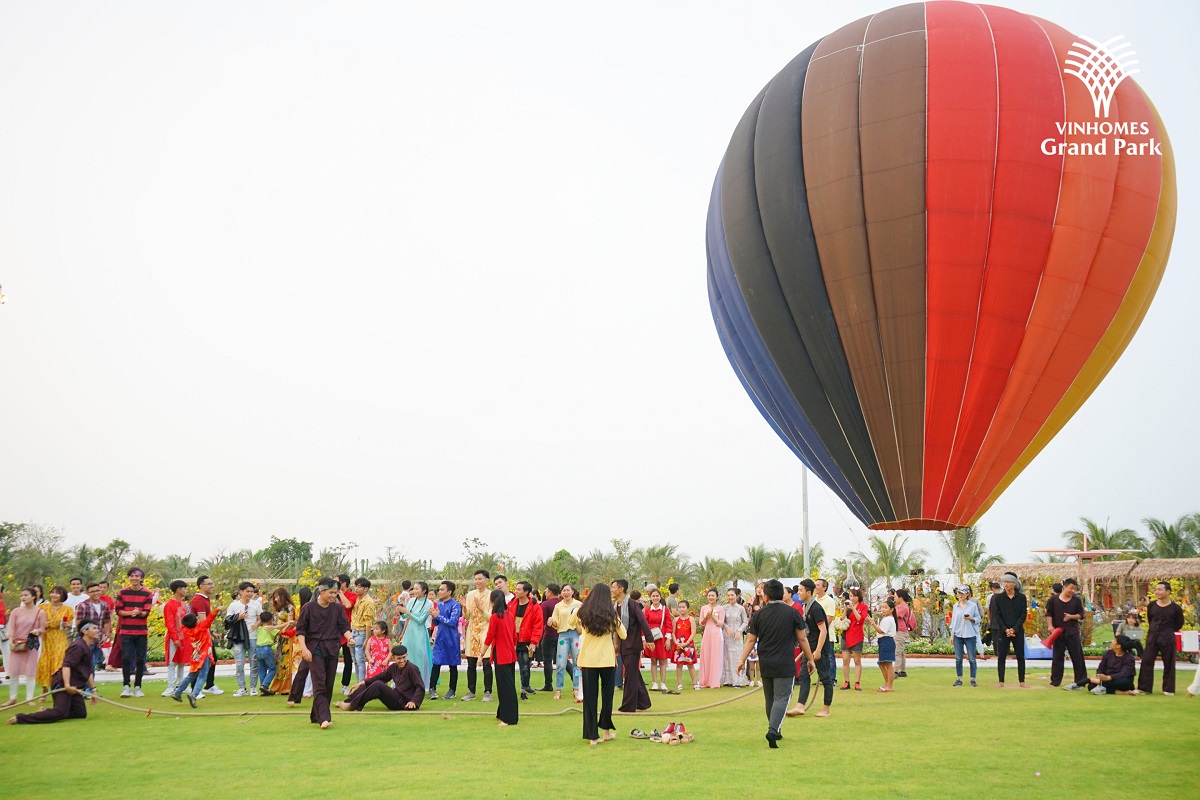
top-left (840, 587), bottom-right (869, 691)
top-left (641, 587), bottom-right (672, 692)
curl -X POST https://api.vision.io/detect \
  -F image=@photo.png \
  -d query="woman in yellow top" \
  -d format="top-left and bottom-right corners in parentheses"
top-left (572, 583), bottom-right (626, 746)
top-left (547, 583), bottom-right (583, 701)
top-left (36, 586), bottom-right (75, 697)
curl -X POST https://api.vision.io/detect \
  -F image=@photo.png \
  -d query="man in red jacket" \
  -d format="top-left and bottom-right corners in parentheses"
top-left (508, 582), bottom-right (544, 699)
top-left (161, 580), bottom-right (192, 697)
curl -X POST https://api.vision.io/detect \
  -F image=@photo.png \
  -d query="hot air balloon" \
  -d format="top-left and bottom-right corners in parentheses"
top-left (708, 1), bottom-right (1176, 531)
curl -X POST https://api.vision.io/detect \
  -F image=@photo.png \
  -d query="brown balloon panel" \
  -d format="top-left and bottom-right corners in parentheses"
top-left (707, 1), bottom-right (1176, 531)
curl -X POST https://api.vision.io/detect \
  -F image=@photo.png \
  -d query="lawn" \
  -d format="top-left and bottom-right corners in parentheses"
top-left (3, 666), bottom-right (1196, 798)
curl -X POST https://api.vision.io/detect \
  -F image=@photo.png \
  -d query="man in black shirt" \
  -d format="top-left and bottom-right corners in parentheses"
top-left (738, 579), bottom-right (816, 748)
top-left (1049, 578), bottom-right (1088, 689)
top-left (9, 621), bottom-right (100, 725)
top-left (1137, 581), bottom-right (1186, 695)
top-left (789, 579), bottom-right (832, 718)
top-left (992, 573), bottom-right (1028, 688)
top-left (296, 577), bottom-right (353, 728)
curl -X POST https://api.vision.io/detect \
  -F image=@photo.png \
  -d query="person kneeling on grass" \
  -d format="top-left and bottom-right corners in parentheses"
top-left (8, 620), bottom-right (100, 725)
top-left (1066, 635), bottom-right (1137, 695)
top-left (336, 645), bottom-right (425, 712)
top-left (172, 607), bottom-right (223, 708)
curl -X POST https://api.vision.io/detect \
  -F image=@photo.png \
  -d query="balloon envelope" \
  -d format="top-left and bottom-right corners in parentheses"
top-left (708, 1), bottom-right (1176, 530)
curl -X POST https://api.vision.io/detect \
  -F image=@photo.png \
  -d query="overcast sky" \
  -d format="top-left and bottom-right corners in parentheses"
top-left (1, 0), bottom-right (1195, 572)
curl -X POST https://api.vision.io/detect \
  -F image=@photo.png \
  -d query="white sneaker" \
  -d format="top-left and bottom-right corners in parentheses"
top-left (650, 682), bottom-right (658, 690)
top-left (676, 684), bottom-right (683, 692)
top-left (132, 687), bottom-right (145, 698)
top-left (1163, 692), bottom-right (1174, 696)
top-left (1090, 685), bottom-right (1107, 695)
top-left (233, 689), bottom-right (248, 697)
top-left (194, 692), bottom-right (205, 700)
top-left (161, 688), bottom-right (175, 697)
top-left (341, 686), bottom-right (349, 697)
top-left (120, 685), bottom-right (133, 697)
top-left (249, 688), bottom-right (259, 696)
top-left (207, 686), bottom-right (225, 695)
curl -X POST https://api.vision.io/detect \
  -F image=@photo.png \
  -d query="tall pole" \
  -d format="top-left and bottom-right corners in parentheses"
top-left (802, 464), bottom-right (810, 575)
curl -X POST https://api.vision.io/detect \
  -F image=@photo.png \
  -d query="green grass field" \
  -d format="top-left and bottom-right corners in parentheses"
top-left (4, 665), bottom-right (1197, 797)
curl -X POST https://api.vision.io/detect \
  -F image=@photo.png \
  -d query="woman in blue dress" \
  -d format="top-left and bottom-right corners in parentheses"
top-left (429, 580), bottom-right (462, 699)
top-left (399, 581), bottom-right (433, 692)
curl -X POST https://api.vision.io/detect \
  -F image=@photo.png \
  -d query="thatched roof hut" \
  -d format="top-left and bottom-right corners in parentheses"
top-left (1130, 558), bottom-right (1200, 581)
top-left (981, 563), bottom-right (1074, 583)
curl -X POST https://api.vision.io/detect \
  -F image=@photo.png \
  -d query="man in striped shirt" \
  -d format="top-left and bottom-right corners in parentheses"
top-left (73, 582), bottom-right (113, 670)
top-left (115, 567), bottom-right (154, 697)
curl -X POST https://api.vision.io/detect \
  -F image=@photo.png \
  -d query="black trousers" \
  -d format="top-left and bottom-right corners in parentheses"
top-left (1051, 633), bottom-right (1087, 686)
top-left (431, 664), bottom-right (458, 693)
top-left (288, 658), bottom-right (310, 703)
top-left (517, 643), bottom-right (534, 691)
top-left (308, 653), bottom-right (339, 724)
top-left (494, 662), bottom-right (518, 724)
top-left (581, 665), bottom-right (615, 740)
top-left (120, 635), bottom-right (148, 687)
top-left (1126, 639), bottom-right (1144, 657)
top-left (467, 656), bottom-right (492, 694)
top-left (340, 642), bottom-right (353, 686)
top-left (797, 641), bottom-right (834, 708)
top-left (15, 687), bottom-right (87, 724)
top-left (1093, 675), bottom-right (1135, 692)
top-left (618, 648), bottom-right (650, 712)
top-left (994, 634), bottom-right (1026, 683)
top-left (1138, 635), bottom-right (1178, 694)
top-left (348, 681), bottom-right (408, 711)
top-left (539, 634), bottom-right (557, 689)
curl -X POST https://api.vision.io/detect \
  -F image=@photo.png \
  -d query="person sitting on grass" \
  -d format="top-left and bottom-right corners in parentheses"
top-left (1071, 635), bottom-right (1137, 695)
top-left (337, 644), bottom-right (425, 712)
top-left (172, 606), bottom-right (223, 708)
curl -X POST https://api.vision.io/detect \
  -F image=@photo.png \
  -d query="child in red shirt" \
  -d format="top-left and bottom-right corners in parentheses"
top-left (171, 606), bottom-right (222, 707)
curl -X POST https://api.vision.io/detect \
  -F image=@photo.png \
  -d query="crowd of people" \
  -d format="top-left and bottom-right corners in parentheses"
top-left (2, 568), bottom-right (1197, 739)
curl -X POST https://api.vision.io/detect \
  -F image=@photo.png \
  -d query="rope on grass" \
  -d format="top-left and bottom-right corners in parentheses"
top-left (9, 686), bottom-right (760, 720)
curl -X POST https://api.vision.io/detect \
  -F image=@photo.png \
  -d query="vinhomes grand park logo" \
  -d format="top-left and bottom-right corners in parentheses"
top-left (1040, 35), bottom-right (1163, 157)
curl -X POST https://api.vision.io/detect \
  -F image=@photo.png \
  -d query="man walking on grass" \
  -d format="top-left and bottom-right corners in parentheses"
top-left (738, 579), bottom-right (816, 748)
top-left (296, 577), bottom-right (353, 729)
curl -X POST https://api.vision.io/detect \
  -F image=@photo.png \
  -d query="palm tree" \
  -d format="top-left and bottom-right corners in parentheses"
top-left (1061, 517), bottom-right (1144, 559)
top-left (520, 557), bottom-right (558, 590)
top-left (63, 543), bottom-right (100, 582)
top-left (636, 544), bottom-right (685, 588)
top-left (732, 543), bottom-right (772, 586)
top-left (850, 534), bottom-right (928, 588)
top-left (696, 557), bottom-right (733, 591)
top-left (1141, 515), bottom-right (1199, 559)
top-left (769, 548), bottom-right (804, 579)
top-left (806, 541), bottom-right (826, 574)
top-left (561, 551), bottom-right (598, 591)
top-left (161, 554), bottom-right (194, 580)
top-left (937, 526), bottom-right (1004, 583)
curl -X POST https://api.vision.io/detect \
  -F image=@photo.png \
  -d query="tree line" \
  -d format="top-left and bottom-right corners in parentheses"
top-left (1, 513), bottom-right (1195, 602)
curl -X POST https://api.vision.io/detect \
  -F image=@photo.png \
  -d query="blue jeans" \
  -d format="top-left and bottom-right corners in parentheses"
top-left (555, 631), bottom-right (582, 691)
top-left (953, 635), bottom-right (978, 679)
top-left (232, 641), bottom-right (258, 690)
top-left (175, 658), bottom-right (212, 698)
top-left (256, 645), bottom-right (277, 688)
top-left (351, 630), bottom-right (367, 683)
top-left (91, 641), bottom-right (105, 671)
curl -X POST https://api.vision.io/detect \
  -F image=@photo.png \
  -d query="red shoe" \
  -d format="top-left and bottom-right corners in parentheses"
top-left (662, 722), bottom-right (677, 735)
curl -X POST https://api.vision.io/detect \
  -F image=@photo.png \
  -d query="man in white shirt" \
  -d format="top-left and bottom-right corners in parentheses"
top-left (226, 582), bottom-right (261, 696)
top-left (64, 577), bottom-right (88, 611)
top-left (814, 580), bottom-right (839, 679)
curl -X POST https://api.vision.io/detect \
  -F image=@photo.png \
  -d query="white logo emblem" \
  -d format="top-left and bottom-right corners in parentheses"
top-left (1064, 35), bottom-right (1139, 118)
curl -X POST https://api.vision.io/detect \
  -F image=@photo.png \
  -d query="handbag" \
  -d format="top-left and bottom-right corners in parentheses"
top-left (11, 638), bottom-right (28, 653)
top-left (832, 617), bottom-right (851, 632)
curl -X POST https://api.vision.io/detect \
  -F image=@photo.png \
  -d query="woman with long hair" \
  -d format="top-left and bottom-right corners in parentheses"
top-left (840, 587), bottom-right (868, 691)
top-left (398, 581), bottom-right (433, 692)
top-left (548, 583), bottom-right (583, 701)
top-left (484, 588), bottom-right (518, 726)
top-left (268, 587), bottom-right (296, 695)
top-left (3, 588), bottom-right (46, 706)
top-left (697, 589), bottom-right (725, 688)
top-left (574, 582), bottom-right (625, 745)
top-left (641, 587), bottom-right (672, 692)
top-left (36, 586), bottom-right (74, 699)
top-left (286, 586), bottom-right (314, 706)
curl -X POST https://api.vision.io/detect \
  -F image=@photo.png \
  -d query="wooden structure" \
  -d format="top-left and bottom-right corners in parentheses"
top-left (983, 558), bottom-right (1200, 609)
